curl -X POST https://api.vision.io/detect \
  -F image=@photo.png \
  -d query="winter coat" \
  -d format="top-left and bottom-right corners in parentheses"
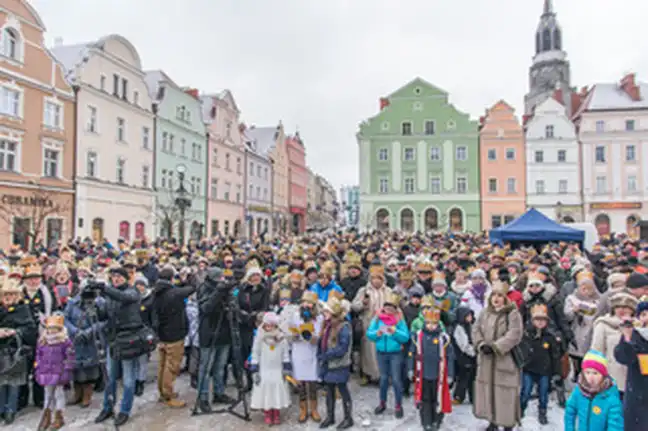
top-left (63, 296), bottom-right (107, 369)
top-left (249, 328), bottom-right (291, 410)
top-left (520, 324), bottom-right (562, 377)
top-left (238, 282), bottom-right (271, 346)
top-left (402, 303), bottom-right (420, 329)
top-left (198, 281), bottom-right (231, 348)
top-left (614, 327), bottom-right (648, 431)
top-left (409, 325), bottom-right (454, 381)
top-left (310, 279), bottom-right (343, 302)
top-left (564, 289), bottom-right (600, 357)
top-left (591, 315), bottom-right (628, 392)
top-left (520, 283), bottom-right (573, 344)
top-left (565, 380), bottom-right (623, 431)
top-left (0, 302), bottom-right (37, 386)
top-left (153, 280), bottom-right (196, 343)
top-left (102, 282), bottom-right (143, 343)
top-left (140, 262), bottom-right (159, 285)
top-left (351, 284), bottom-right (390, 380)
top-left (23, 284), bottom-right (54, 322)
top-left (318, 320), bottom-right (352, 384)
top-left (431, 290), bottom-right (458, 324)
top-left (139, 289), bottom-right (155, 328)
top-left (472, 303), bottom-right (523, 428)
top-left (339, 275), bottom-right (367, 303)
top-left (507, 289), bottom-right (523, 309)
top-left (453, 307), bottom-right (476, 369)
top-left (35, 335), bottom-right (75, 386)
top-left (366, 315), bottom-right (409, 353)
top-left (460, 284), bottom-right (492, 319)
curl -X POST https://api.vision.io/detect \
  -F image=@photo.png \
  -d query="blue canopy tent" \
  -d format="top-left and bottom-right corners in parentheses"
top-left (489, 208), bottom-right (585, 246)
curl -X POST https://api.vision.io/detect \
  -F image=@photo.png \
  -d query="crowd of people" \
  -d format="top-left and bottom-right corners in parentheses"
top-left (0, 231), bottom-right (646, 430)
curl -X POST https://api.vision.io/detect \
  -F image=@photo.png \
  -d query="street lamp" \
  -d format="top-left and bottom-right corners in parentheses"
top-left (175, 164), bottom-right (192, 246)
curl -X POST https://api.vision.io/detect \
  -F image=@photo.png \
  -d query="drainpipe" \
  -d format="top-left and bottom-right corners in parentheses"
top-left (243, 147), bottom-right (248, 239)
top-left (151, 103), bottom-right (158, 240)
top-left (269, 157), bottom-right (275, 234)
top-left (204, 131), bottom-right (209, 236)
top-left (288, 166), bottom-right (293, 235)
top-left (71, 85), bottom-right (79, 240)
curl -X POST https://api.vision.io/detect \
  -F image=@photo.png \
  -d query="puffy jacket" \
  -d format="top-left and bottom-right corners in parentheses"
top-left (153, 280), bottom-right (196, 343)
top-left (310, 280), bottom-right (343, 302)
top-left (564, 381), bottom-right (623, 431)
top-left (366, 316), bottom-right (409, 353)
top-left (102, 282), bottom-right (143, 342)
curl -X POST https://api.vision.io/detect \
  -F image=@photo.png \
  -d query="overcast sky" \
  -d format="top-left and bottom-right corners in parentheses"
top-left (30, 0), bottom-right (648, 192)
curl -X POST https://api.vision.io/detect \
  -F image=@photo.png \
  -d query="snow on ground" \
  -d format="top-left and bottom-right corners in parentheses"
top-left (12, 372), bottom-right (567, 431)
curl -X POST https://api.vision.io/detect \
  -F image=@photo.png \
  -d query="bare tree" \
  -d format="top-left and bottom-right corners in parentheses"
top-left (0, 185), bottom-right (72, 248)
top-left (153, 188), bottom-right (183, 239)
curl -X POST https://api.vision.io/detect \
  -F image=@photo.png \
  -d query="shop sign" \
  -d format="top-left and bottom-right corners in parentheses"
top-left (1, 194), bottom-right (53, 207)
top-left (590, 202), bottom-right (642, 210)
top-left (248, 205), bottom-right (270, 213)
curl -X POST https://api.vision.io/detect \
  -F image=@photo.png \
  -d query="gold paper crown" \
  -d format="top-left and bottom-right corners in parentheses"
top-left (23, 263), bottom-right (42, 278)
top-left (301, 290), bottom-right (319, 304)
top-left (245, 259), bottom-right (260, 272)
top-left (369, 265), bottom-right (384, 277)
top-left (328, 290), bottom-right (345, 301)
top-left (7, 266), bottom-right (22, 278)
top-left (304, 260), bottom-right (318, 271)
top-left (385, 291), bottom-right (401, 307)
top-left (278, 289), bottom-right (292, 300)
top-left (122, 254), bottom-right (137, 267)
top-left (493, 249), bottom-right (506, 259)
top-left (276, 266), bottom-right (289, 276)
top-left (432, 271), bottom-right (446, 283)
top-left (289, 270), bottom-right (304, 282)
top-left (319, 261), bottom-right (336, 277)
top-left (324, 297), bottom-right (348, 317)
top-left (45, 314), bottom-right (65, 328)
top-left (576, 270), bottom-right (594, 283)
top-left (416, 260), bottom-right (435, 272)
top-left (530, 303), bottom-right (549, 320)
top-left (527, 271), bottom-right (545, 283)
top-left (421, 295), bottom-right (434, 308)
top-left (399, 269), bottom-right (415, 282)
top-left (54, 262), bottom-right (69, 275)
top-left (2, 277), bottom-right (22, 293)
top-left (134, 249), bottom-right (150, 260)
top-left (18, 255), bottom-right (37, 267)
top-left (423, 307), bottom-right (441, 323)
top-left (223, 269), bottom-right (233, 277)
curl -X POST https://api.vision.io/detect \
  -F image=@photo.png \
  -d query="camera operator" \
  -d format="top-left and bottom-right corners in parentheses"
top-left (63, 278), bottom-right (107, 408)
top-left (93, 265), bottom-right (144, 427)
top-left (153, 265), bottom-right (196, 408)
top-left (196, 267), bottom-right (236, 413)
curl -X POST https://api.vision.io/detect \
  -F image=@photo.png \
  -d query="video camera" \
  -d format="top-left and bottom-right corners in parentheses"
top-left (80, 277), bottom-right (107, 300)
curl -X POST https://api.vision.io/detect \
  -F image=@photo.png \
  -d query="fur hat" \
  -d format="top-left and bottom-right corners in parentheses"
top-left (300, 290), bottom-right (319, 305)
top-left (610, 292), bottom-right (639, 313)
top-left (244, 266), bottom-right (263, 282)
top-left (607, 272), bottom-right (627, 288)
top-left (470, 268), bottom-right (486, 280)
top-left (262, 311), bottom-right (280, 326)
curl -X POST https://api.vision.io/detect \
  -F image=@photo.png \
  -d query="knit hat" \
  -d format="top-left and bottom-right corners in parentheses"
top-left (582, 350), bottom-right (608, 376)
top-left (262, 312), bottom-right (280, 326)
top-left (408, 285), bottom-right (425, 298)
top-left (626, 272), bottom-right (648, 290)
top-left (470, 269), bottom-right (486, 280)
top-left (244, 266), bottom-right (263, 282)
top-left (133, 274), bottom-right (148, 288)
top-left (109, 266), bottom-right (129, 280)
top-left (637, 295), bottom-right (648, 316)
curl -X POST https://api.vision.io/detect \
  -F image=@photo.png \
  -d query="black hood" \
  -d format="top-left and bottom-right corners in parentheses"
top-left (154, 279), bottom-right (174, 296)
top-left (455, 306), bottom-right (474, 325)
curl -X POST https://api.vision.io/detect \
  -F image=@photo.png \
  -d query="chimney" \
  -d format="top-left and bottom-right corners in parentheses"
top-left (184, 88), bottom-right (199, 99)
top-left (620, 73), bottom-right (641, 101)
top-left (54, 37), bottom-right (63, 47)
top-left (379, 97), bottom-right (390, 110)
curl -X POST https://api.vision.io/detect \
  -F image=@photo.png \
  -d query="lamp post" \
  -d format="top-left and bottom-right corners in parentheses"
top-left (556, 200), bottom-right (563, 222)
top-left (175, 164), bottom-right (192, 246)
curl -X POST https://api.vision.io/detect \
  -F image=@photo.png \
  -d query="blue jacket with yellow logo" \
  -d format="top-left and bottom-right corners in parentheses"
top-left (366, 316), bottom-right (410, 353)
top-left (564, 379), bottom-right (623, 431)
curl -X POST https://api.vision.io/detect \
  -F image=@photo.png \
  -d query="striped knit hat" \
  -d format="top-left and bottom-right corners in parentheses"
top-left (582, 350), bottom-right (608, 376)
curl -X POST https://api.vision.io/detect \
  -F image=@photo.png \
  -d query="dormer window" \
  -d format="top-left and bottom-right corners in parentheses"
top-left (2, 28), bottom-right (19, 60)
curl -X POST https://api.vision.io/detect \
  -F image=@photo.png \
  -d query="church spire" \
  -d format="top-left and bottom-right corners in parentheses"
top-left (543, 0), bottom-right (553, 15)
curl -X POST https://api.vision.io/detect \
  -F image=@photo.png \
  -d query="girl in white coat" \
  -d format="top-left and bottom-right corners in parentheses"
top-left (249, 312), bottom-right (292, 425)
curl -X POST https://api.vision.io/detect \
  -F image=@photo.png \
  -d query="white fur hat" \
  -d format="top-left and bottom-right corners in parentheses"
top-left (244, 266), bottom-right (263, 282)
top-left (262, 311), bottom-right (280, 326)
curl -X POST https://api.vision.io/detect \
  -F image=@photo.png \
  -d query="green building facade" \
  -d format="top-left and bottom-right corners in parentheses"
top-left (357, 77), bottom-right (481, 232)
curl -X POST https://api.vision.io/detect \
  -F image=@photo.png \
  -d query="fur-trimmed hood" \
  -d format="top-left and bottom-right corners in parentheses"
top-left (594, 314), bottom-right (621, 331)
top-left (523, 282), bottom-right (557, 303)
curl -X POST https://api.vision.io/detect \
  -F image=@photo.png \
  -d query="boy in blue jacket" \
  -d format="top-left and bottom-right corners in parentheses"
top-left (366, 292), bottom-right (410, 419)
top-left (565, 350), bottom-right (623, 431)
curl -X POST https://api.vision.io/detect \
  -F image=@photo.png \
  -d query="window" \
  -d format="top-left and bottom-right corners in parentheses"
top-left (142, 127), bottom-right (150, 149)
top-left (99, 75), bottom-right (106, 91)
top-left (236, 157), bottom-right (241, 174)
top-left (116, 117), bottom-right (125, 142)
top-left (595, 146), bottom-right (606, 163)
top-left (488, 178), bottom-right (497, 193)
top-left (625, 119), bottom-right (635, 131)
top-left (224, 183), bottom-right (231, 201)
top-left (169, 134), bottom-right (174, 153)
top-left (455, 146), bottom-right (467, 161)
top-left (236, 185), bottom-right (241, 203)
top-left (248, 184), bottom-right (253, 198)
top-left (264, 168), bottom-right (268, 179)
top-left (535, 180), bottom-right (545, 194)
top-left (0, 140), bottom-right (17, 171)
top-left (626, 145), bottom-right (636, 162)
top-left (182, 139), bottom-right (187, 156)
top-left (559, 179), bottom-right (568, 194)
top-left (430, 147), bottom-right (441, 161)
top-left (86, 151), bottom-right (97, 177)
top-left (487, 149), bottom-right (496, 161)
top-left (133, 91), bottom-right (139, 106)
top-left (189, 177), bottom-right (196, 194)
top-left (0, 86), bottom-right (20, 117)
top-left (141, 165), bottom-right (149, 188)
top-left (401, 122), bottom-right (412, 136)
top-left (545, 125), bottom-right (554, 138)
top-left (430, 177), bottom-right (441, 194)
top-left (161, 169), bottom-right (167, 188)
top-left (167, 171), bottom-right (173, 189)
top-left (596, 176), bottom-right (606, 194)
top-left (263, 188), bottom-right (268, 200)
top-left (425, 120), bottom-right (435, 135)
top-left (506, 148), bottom-right (515, 160)
top-left (256, 186), bottom-right (261, 199)
top-left (504, 215), bottom-right (515, 224)
top-left (161, 132), bottom-right (168, 151)
top-left (43, 148), bottom-right (59, 177)
top-left (378, 148), bottom-right (388, 161)
top-left (456, 177), bottom-right (467, 194)
top-left (87, 106), bottom-right (97, 133)
top-left (595, 120), bottom-right (605, 132)
top-left (2, 28), bottom-right (19, 60)
top-left (404, 147), bottom-right (415, 161)
top-left (534, 150), bottom-right (544, 163)
top-left (121, 78), bottom-right (128, 101)
top-left (257, 165), bottom-right (262, 177)
top-left (45, 218), bottom-right (63, 248)
top-left (116, 158), bottom-right (125, 184)
top-left (211, 178), bottom-right (218, 199)
top-left (43, 101), bottom-right (62, 129)
top-left (212, 148), bottom-right (218, 165)
top-left (404, 178), bottom-right (415, 194)
top-left (507, 178), bottom-right (516, 193)
top-left (112, 74), bottom-right (120, 96)
top-left (379, 178), bottom-right (388, 194)
top-left (491, 215), bottom-right (502, 229)
top-left (12, 217), bottom-right (30, 250)
top-left (249, 162), bottom-right (254, 175)
top-left (196, 144), bottom-right (202, 162)
top-left (558, 150), bottom-right (567, 162)
top-left (628, 175), bottom-right (638, 193)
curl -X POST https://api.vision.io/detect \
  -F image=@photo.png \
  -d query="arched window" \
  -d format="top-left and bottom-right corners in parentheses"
top-left (223, 220), bottom-right (230, 236)
top-left (376, 208), bottom-right (390, 231)
top-left (3, 28), bottom-right (20, 60)
top-left (233, 219), bottom-right (241, 237)
top-left (449, 208), bottom-right (464, 232)
top-left (424, 208), bottom-right (438, 231)
top-left (400, 208), bottom-right (414, 232)
top-left (257, 218), bottom-right (263, 236)
top-left (92, 218), bottom-right (104, 243)
top-left (553, 28), bottom-right (562, 50)
top-left (119, 221), bottom-right (130, 241)
top-left (135, 222), bottom-right (145, 240)
top-left (542, 28), bottom-right (552, 51)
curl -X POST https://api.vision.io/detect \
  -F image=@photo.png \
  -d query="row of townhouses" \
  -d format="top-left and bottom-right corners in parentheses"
top-left (0, 0), bottom-right (336, 249)
top-left (357, 0), bottom-right (648, 236)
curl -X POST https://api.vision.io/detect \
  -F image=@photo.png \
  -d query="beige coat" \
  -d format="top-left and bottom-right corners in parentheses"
top-left (472, 303), bottom-right (523, 428)
top-left (351, 283), bottom-right (391, 380)
top-left (564, 290), bottom-right (599, 357)
top-left (591, 315), bottom-right (627, 392)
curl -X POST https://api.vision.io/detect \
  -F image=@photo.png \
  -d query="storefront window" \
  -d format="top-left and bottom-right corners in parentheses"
top-left (46, 218), bottom-right (63, 248)
top-left (12, 217), bottom-right (30, 250)
top-left (224, 220), bottom-right (230, 236)
top-left (190, 221), bottom-right (201, 240)
top-left (92, 218), bottom-right (104, 243)
top-left (135, 222), bottom-right (145, 240)
top-left (119, 221), bottom-right (130, 241)
top-left (211, 219), bottom-right (219, 236)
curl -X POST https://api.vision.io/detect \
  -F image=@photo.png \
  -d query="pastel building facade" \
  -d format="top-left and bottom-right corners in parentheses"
top-left (479, 101), bottom-right (526, 229)
top-left (53, 33), bottom-right (155, 243)
top-left (575, 73), bottom-right (648, 236)
top-left (0, 0), bottom-right (75, 249)
top-left (145, 71), bottom-right (207, 240)
top-left (287, 134), bottom-right (307, 234)
top-left (340, 185), bottom-right (360, 228)
top-left (202, 91), bottom-right (245, 237)
top-left (525, 97), bottom-right (582, 221)
top-left (243, 126), bottom-right (272, 237)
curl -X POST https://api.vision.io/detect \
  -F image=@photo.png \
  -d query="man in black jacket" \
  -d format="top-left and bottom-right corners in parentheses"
top-left (153, 265), bottom-right (196, 408)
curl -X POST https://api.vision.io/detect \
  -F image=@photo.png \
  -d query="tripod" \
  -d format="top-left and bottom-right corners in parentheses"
top-left (191, 288), bottom-right (250, 421)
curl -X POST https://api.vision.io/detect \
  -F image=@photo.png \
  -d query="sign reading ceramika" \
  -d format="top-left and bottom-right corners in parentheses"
top-left (1, 194), bottom-right (54, 207)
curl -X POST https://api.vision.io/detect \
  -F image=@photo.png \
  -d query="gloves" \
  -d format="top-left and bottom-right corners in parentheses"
top-left (253, 373), bottom-right (261, 386)
top-left (75, 330), bottom-right (89, 343)
top-left (480, 344), bottom-right (495, 355)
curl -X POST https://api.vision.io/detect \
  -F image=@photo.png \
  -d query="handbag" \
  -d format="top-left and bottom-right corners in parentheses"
top-left (505, 311), bottom-right (527, 369)
top-left (0, 333), bottom-right (31, 375)
top-left (109, 325), bottom-right (158, 361)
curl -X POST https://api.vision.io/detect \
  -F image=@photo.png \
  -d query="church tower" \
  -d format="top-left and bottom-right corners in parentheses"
top-left (524, 0), bottom-right (572, 116)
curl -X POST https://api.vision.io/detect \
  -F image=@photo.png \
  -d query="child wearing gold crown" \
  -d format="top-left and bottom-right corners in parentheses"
top-left (35, 313), bottom-right (75, 430)
top-left (408, 306), bottom-right (453, 431)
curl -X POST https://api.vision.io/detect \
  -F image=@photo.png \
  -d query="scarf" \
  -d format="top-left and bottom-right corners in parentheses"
top-left (320, 321), bottom-right (332, 352)
top-left (577, 373), bottom-right (613, 399)
top-left (378, 311), bottom-right (398, 327)
top-left (261, 328), bottom-right (283, 346)
top-left (39, 327), bottom-right (69, 346)
top-left (471, 282), bottom-right (487, 305)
